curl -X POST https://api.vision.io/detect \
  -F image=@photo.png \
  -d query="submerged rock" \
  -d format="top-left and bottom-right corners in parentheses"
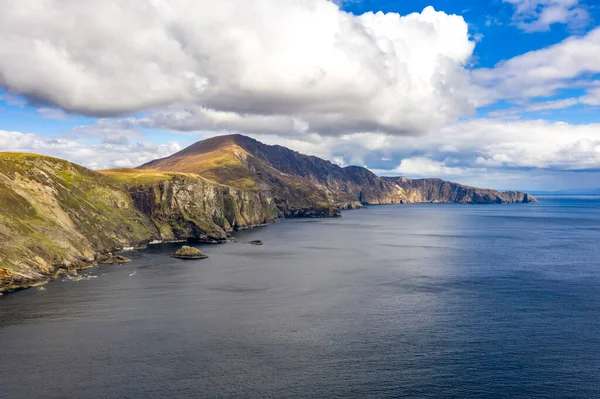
top-left (286, 207), bottom-right (342, 218)
top-left (97, 254), bottom-right (131, 265)
top-left (248, 240), bottom-right (263, 246)
top-left (172, 246), bottom-right (208, 259)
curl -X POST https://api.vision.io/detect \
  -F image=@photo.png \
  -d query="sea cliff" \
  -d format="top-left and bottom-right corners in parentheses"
top-left (0, 135), bottom-right (536, 292)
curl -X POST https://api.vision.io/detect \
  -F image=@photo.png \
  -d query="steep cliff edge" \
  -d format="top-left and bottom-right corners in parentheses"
top-left (142, 134), bottom-right (536, 206)
top-left (0, 154), bottom-right (153, 291)
top-left (384, 177), bottom-right (537, 204)
top-left (0, 157), bottom-right (279, 291)
top-left (100, 169), bottom-right (279, 237)
top-left (140, 134), bottom-right (362, 213)
top-left (0, 135), bottom-right (536, 292)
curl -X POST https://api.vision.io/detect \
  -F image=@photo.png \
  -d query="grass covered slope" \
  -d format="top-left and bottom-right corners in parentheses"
top-left (0, 154), bottom-right (155, 290)
top-left (0, 157), bottom-right (280, 291)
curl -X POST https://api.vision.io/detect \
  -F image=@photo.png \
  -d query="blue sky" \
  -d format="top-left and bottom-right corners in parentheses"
top-left (1, 0), bottom-right (600, 190)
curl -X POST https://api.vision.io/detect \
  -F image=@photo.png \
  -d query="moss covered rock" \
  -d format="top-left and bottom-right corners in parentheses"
top-left (172, 246), bottom-right (208, 259)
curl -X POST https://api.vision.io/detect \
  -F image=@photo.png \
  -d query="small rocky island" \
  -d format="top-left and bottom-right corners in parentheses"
top-left (172, 246), bottom-right (209, 259)
top-left (97, 253), bottom-right (131, 265)
top-left (248, 240), bottom-right (264, 246)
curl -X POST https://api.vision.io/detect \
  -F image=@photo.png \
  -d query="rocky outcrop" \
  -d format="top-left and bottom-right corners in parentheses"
top-left (97, 254), bottom-right (131, 265)
top-left (172, 246), bottom-right (208, 259)
top-left (125, 174), bottom-right (279, 241)
top-left (0, 154), bottom-right (157, 292)
top-left (284, 206), bottom-right (342, 218)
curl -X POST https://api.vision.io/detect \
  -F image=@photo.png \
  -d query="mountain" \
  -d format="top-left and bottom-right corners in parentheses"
top-left (0, 135), bottom-right (535, 292)
top-left (141, 134), bottom-right (535, 206)
top-left (141, 134), bottom-right (365, 212)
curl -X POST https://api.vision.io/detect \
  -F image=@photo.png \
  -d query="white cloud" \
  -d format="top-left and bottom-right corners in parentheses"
top-left (36, 107), bottom-right (68, 120)
top-left (0, 129), bottom-right (181, 170)
top-left (0, 1), bottom-right (599, 192)
top-left (0, 1), bottom-right (477, 136)
top-left (503, 0), bottom-right (591, 32)
top-left (0, 93), bottom-right (26, 108)
top-left (4, 115), bottom-right (600, 191)
top-left (251, 118), bottom-right (600, 173)
top-left (412, 119), bottom-right (600, 171)
top-left (393, 157), bottom-right (467, 176)
top-left (70, 119), bottom-right (146, 145)
top-left (473, 27), bottom-right (600, 105)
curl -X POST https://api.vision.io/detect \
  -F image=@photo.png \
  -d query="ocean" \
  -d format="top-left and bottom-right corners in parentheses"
top-left (1, 196), bottom-right (599, 398)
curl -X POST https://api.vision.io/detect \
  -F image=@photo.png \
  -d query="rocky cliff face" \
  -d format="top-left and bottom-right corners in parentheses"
top-left (0, 154), bottom-right (152, 291)
top-left (142, 134), bottom-right (536, 207)
top-left (123, 173), bottom-right (279, 239)
top-left (0, 135), bottom-right (536, 292)
top-left (0, 158), bottom-right (279, 291)
top-left (385, 177), bottom-right (537, 204)
top-left (140, 134), bottom-right (363, 212)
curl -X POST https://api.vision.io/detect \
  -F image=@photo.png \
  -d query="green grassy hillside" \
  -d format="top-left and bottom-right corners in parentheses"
top-left (0, 154), bottom-right (156, 290)
top-left (0, 155), bottom-right (280, 291)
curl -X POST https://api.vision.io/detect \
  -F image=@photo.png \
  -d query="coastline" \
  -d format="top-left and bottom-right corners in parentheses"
top-left (0, 200), bottom-right (540, 295)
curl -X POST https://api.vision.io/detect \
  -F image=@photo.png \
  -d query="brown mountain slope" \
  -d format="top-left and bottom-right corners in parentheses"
top-left (141, 135), bottom-right (364, 213)
top-left (140, 134), bottom-right (536, 208)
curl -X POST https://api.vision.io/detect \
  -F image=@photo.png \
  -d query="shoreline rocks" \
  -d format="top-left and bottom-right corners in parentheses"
top-left (97, 254), bottom-right (131, 265)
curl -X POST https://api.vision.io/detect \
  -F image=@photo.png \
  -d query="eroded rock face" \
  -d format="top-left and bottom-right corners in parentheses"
top-left (383, 177), bottom-right (538, 204)
top-left (128, 176), bottom-right (279, 242)
top-left (0, 156), bottom-right (279, 292)
top-left (284, 207), bottom-right (342, 218)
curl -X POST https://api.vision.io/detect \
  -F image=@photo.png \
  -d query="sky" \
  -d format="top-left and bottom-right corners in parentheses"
top-left (1, 0), bottom-right (600, 191)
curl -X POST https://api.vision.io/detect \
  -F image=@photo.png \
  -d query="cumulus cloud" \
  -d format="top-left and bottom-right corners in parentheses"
top-left (0, 1), bottom-right (476, 135)
top-left (474, 27), bottom-right (600, 105)
top-left (70, 119), bottom-right (146, 145)
top-left (393, 157), bottom-right (467, 176)
top-left (4, 115), bottom-right (600, 190)
top-left (1, 1), bottom-right (599, 191)
top-left (0, 129), bottom-right (181, 170)
top-left (250, 118), bottom-right (600, 174)
top-left (36, 107), bottom-right (68, 120)
top-left (503, 0), bottom-right (591, 32)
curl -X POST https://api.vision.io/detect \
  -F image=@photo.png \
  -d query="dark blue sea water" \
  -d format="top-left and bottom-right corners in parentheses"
top-left (1, 197), bottom-right (600, 398)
